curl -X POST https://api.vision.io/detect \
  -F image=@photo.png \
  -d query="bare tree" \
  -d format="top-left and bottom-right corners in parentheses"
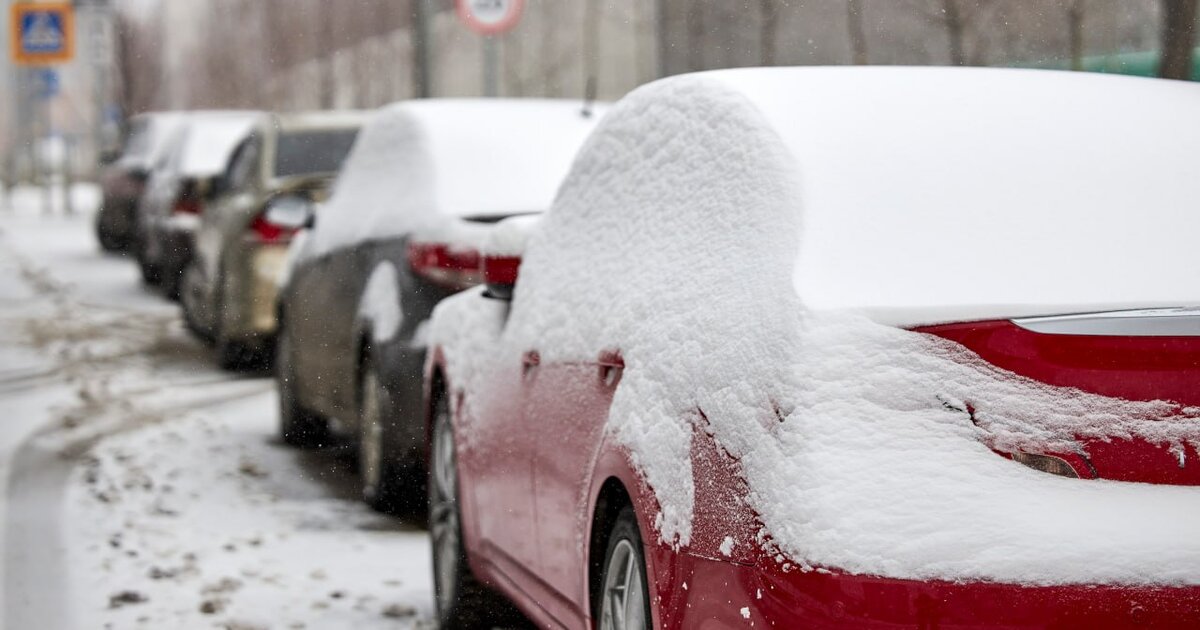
top-left (114, 13), bottom-right (164, 115)
top-left (759, 0), bottom-right (783, 66)
top-left (1160, 0), bottom-right (1198, 79)
top-left (1066, 0), bottom-right (1086, 70)
top-left (847, 0), bottom-right (870, 65)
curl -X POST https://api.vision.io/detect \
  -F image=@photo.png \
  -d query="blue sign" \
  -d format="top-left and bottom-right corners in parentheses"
top-left (10, 3), bottom-right (75, 65)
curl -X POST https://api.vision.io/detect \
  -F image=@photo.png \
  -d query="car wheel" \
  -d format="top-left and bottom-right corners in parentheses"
top-left (276, 326), bottom-right (329, 448)
top-left (358, 353), bottom-right (404, 512)
top-left (96, 220), bottom-right (123, 252)
top-left (180, 264), bottom-right (213, 344)
top-left (429, 391), bottom-right (522, 629)
top-left (596, 506), bottom-right (652, 630)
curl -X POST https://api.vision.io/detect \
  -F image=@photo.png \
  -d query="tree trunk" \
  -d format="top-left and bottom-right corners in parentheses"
top-left (1160, 0), bottom-right (1198, 79)
top-left (759, 0), bottom-right (780, 66)
top-left (847, 0), bottom-right (869, 65)
top-left (687, 1), bottom-right (704, 72)
top-left (1068, 0), bottom-right (1085, 71)
top-left (942, 0), bottom-right (966, 65)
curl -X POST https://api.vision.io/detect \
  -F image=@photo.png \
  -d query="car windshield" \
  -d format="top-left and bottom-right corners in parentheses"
top-left (273, 129), bottom-right (359, 178)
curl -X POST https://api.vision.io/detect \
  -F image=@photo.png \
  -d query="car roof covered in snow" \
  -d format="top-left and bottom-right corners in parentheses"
top-left (717, 67), bottom-right (1200, 324)
top-left (549, 67), bottom-right (1200, 326)
top-left (307, 98), bottom-right (605, 258)
top-left (174, 111), bottom-right (265, 178)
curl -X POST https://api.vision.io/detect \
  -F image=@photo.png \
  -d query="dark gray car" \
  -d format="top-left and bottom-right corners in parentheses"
top-left (274, 99), bottom-right (603, 512)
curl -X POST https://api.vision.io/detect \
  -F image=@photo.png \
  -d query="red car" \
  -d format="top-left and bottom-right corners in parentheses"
top-left (422, 67), bottom-right (1200, 629)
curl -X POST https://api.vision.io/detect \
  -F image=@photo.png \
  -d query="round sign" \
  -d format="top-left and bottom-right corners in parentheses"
top-left (456, 0), bottom-right (525, 35)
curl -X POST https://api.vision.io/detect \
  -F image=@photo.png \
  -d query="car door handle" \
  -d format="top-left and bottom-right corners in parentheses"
top-left (522, 350), bottom-right (540, 377)
top-left (597, 351), bottom-right (624, 387)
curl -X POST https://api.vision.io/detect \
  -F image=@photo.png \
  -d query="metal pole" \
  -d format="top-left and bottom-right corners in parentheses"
top-left (482, 35), bottom-right (498, 97)
top-left (412, 0), bottom-right (432, 98)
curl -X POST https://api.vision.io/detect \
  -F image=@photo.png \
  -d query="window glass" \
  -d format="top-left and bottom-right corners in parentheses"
top-left (274, 129), bottom-right (358, 178)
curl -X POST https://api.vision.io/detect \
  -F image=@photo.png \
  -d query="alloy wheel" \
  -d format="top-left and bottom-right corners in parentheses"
top-left (430, 396), bottom-right (460, 613)
top-left (359, 365), bottom-right (384, 499)
top-left (600, 539), bottom-right (648, 630)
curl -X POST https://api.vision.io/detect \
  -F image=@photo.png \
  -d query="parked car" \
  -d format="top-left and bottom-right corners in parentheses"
top-left (95, 112), bottom-right (185, 252)
top-left (180, 111), bottom-right (366, 368)
top-left (423, 68), bottom-right (1200, 629)
top-left (274, 100), bottom-right (603, 513)
top-left (134, 111), bottom-right (263, 297)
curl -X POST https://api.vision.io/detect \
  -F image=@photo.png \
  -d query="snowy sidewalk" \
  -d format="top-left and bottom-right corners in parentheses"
top-left (0, 188), bottom-right (434, 629)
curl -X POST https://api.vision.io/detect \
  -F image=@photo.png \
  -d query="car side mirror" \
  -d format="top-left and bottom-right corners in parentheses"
top-left (264, 194), bottom-right (315, 230)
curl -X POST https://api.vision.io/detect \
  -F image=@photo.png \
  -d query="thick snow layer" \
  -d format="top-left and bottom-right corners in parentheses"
top-left (359, 261), bottom-right (404, 343)
top-left (431, 68), bottom-right (1200, 586)
top-left (716, 67), bottom-right (1200, 326)
top-left (176, 113), bottom-right (261, 178)
top-left (482, 214), bottom-right (542, 257)
top-left (118, 113), bottom-right (187, 172)
top-left (308, 99), bottom-right (603, 258)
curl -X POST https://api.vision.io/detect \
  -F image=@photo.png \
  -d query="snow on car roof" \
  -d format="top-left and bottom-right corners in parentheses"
top-left (308, 99), bottom-right (604, 257)
top-left (176, 112), bottom-right (264, 177)
top-left (437, 66), bottom-right (1200, 587)
top-left (707, 66), bottom-right (1200, 326)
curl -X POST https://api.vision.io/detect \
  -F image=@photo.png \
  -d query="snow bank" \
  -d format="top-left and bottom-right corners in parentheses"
top-left (432, 68), bottom-right (1200, 586)
top-left (177, 113), bottom-right (262, 178)
top-left (308, 99), bottom-right (603, 259)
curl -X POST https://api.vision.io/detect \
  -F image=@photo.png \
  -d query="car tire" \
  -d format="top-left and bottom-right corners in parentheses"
top-left (429, 391), bottom-right (523, 629)
top-left (595, 505), bottom-right (652, 630)
top-left (357, 353), bottom-right (409, 514)
top-left (276, 326), bottom-right (330, 448)
top-left (180, 264), bottom-right (213, 344)
top-left (96, 221), bottom-right (124, 253)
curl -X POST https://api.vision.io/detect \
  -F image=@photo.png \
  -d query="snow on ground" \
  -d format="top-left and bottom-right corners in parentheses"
top-left (0, 184), bottom-right (434, 629)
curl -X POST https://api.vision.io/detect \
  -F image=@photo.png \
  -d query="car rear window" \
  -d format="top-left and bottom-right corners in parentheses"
top-left (274, 129), bottom-right (359, 178)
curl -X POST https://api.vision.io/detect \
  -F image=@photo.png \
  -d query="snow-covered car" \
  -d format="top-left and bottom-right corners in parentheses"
top-left (95, 112), bottom-right (185, 252)
top-left (180, 111), bottom-right (366, 369)
top-left (423, 67), bottom-right (1200, 629)
top-left (274, 99), bottom-right (603, 512)
top-left (134, 111), bottom-right (263, 298)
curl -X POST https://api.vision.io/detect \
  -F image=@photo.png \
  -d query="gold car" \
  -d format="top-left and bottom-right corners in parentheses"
top-left (181, 111), bottom-right (367, 369)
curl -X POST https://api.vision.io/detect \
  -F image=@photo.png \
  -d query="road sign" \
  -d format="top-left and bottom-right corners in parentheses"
top-left (10, 3), bottom-right (75, 65)
top-left (33, 67), bottom-right (58, 99)
top-left (457, 0), bottom-right (524, 36)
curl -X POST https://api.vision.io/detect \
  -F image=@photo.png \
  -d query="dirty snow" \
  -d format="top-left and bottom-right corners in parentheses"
top-left (0, 187), bottom-right (435, 628)
top-left (306, 99), bottom-right (603, 260)
top-left (431, 68), bottom-right (1200, 586)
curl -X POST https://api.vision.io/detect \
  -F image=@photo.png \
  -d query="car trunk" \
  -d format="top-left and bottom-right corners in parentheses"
top-left (917, 312), bottom-right (1200, 486)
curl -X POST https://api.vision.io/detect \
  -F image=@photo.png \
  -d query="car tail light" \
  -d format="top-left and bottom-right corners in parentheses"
top-left (482, 254), bottom-right (521, 299)
top-left (171, 197), bottom-right (201, 216)
top-left (1008, 452), bottom-right (1080, 478)
top-left (247, 212), bottom-right (297, 244)
top-left (407, 241), bottom-right (482, 290)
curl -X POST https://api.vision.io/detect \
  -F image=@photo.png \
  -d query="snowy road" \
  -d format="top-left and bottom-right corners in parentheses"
top-left (0, 187), bottom-right (435, 629)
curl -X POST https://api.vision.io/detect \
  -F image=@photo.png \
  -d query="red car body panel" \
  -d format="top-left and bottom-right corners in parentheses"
top-left (917, 320), bottom-right (1200, 486)
top-left (430, 314), bottom-right (1200, 629)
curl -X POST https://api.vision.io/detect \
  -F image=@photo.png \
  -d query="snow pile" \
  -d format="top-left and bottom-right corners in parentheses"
top-left (432, 68), bottom-right (1200, 586)
top-left (306, 99), bottom-right (603, 259)
top-left (176, 113), bottom-right (262, 178)
top-left (482, 214), bottom-right (542, 257)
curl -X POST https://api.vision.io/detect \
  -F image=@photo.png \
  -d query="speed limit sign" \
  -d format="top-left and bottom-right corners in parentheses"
top-left (456, 0), bottom-right (525, 35)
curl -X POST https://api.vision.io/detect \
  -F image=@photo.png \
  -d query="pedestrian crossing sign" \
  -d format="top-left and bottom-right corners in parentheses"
top-left (10, 3), bottom-right (75, 65)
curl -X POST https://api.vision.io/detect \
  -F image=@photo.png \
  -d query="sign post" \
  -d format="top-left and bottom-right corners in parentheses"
top-left (456, 0), bottom-right (524, 97)
top-left (10, 2), bottom-right (74, 214)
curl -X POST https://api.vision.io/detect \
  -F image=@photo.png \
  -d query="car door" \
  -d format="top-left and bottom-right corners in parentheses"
top-left (458, 299), bottom-right (543, 590)
top-left (525, 350), bottom-right (624, 621)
